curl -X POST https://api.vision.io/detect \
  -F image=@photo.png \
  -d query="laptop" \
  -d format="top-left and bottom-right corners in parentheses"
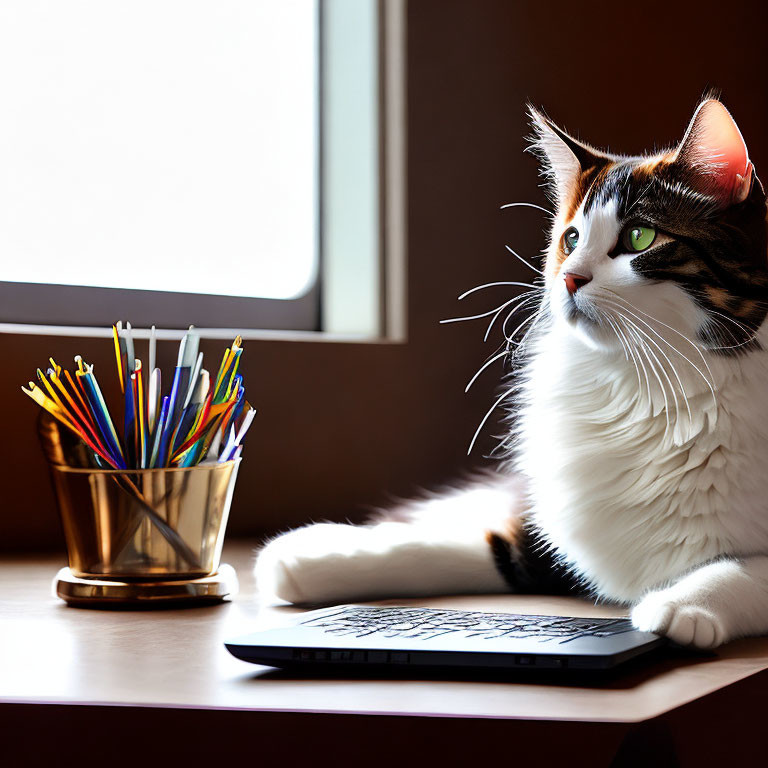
top-left (225, 604), bottom-right (665, 672)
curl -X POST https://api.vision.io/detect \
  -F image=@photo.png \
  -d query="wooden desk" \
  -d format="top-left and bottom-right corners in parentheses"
top-left (3, 542), bottom-right (768, 767)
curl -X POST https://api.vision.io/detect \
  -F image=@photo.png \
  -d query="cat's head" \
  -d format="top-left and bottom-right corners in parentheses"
top-left (531, 98), bottom-right (768, 354)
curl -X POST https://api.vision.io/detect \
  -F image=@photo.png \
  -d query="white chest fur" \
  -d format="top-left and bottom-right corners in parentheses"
top-left (513, 322), bottom-right (768, 602)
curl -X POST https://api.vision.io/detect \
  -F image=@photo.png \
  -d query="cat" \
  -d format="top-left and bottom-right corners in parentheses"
top-left (255, 97), bottom-right (768, 649)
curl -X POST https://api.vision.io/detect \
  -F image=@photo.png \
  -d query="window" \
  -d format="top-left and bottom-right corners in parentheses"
top-left (0, 0), bottom-right (400, 336)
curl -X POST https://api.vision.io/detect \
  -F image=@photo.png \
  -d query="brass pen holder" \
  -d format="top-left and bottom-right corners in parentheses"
top-left (41, 414), bottom-right (240, 607)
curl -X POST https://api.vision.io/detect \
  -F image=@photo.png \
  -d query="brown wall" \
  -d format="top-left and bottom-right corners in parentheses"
top-left (2, 0), bottom-right (767, 551)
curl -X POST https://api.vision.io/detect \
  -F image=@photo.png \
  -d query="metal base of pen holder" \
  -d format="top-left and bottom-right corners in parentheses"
top-left (54, 563), bottom-right (239, 608)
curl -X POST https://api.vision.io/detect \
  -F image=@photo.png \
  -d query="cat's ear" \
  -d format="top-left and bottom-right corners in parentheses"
top-left (674, 99), bottom-right (753, 206)
top-left (527, 106), bottom-right (608, 209)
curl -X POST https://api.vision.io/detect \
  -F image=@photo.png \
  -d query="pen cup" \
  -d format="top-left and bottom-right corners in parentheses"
top-left (40, 413), bottom-right (241, 581)
top-left (48, 460), bottom-right (240, 580)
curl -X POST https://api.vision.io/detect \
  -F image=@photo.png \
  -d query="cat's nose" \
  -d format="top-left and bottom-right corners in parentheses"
top-left (564, 272), bottom-right (592, 295)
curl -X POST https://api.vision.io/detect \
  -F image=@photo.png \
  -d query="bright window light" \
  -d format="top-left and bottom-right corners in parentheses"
top-left (0, 0), bottom-right (317, 300)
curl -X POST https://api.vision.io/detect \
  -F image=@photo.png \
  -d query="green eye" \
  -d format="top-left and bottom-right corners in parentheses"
top-left (563, 227), bottom-right (579, 255)
top-left (625, 225), bottom-right (656, 252)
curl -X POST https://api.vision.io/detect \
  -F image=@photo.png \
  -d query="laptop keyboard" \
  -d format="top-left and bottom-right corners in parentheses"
top-left (301, 605), bottom-right (635, 645)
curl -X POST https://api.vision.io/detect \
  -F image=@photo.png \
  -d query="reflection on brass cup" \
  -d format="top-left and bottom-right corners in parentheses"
top-left (49, 460), bottom-right (241, 580)
top-left (48, 458), bottom-right (242, 580)
top-left (38, 410), bottom-right (241, 582)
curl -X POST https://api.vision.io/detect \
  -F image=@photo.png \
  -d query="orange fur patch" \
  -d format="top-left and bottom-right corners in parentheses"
top-left (739, 299), bottom-right (759, 317)
top-left (704, 285), bottom-right (731, 310)
top-left (634, 152), bottom-right (674, 177)
top-left (563, 163), bottom-right (613, 223)
top-left (485, 515), bottom-right (522, 548)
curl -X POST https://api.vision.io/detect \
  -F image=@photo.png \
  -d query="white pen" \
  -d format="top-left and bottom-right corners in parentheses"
top-left (219, 407), bottom-right (256, 462)
top-left (183, 326), bottom-right (199, 369)
top-left (182, 352), bottom-right (204, 411)
top-left (148, 368), bottom-right (161, 435)
top-left (149, 325), bottom-right (156, 376)
top-left (125, 321), bottom-right (136, 374)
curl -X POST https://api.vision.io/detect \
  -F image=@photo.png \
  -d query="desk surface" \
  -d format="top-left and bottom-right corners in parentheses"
top-left (3, 541), bottom-right (768, 724)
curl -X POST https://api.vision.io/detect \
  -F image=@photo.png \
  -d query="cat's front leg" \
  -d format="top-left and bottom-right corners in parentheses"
top-left (631, 556), bottom-right (768, 648)
top-left (254, 484), bottom-right (526, 604)
top-left (255, 519), bottom-right (510, 605)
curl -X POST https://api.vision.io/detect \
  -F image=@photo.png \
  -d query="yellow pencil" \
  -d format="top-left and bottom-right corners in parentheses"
top-left (112, 325), bottom-right (125, 394)
top-left (136, 359), bottom-right (146, 468)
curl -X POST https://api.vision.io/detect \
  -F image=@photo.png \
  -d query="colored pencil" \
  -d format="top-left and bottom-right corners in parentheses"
top-left (22, 324), bottom-right (255, 470)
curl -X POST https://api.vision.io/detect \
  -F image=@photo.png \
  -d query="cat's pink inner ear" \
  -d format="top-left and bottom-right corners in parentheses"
top-left (676, 100), bottom-right (750, 205)
top-left (528, 108), bottom-right (583, 207)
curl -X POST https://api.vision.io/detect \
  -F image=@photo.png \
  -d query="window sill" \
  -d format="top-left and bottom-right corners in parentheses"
top-left (0, 322), bottom-right (406, 345)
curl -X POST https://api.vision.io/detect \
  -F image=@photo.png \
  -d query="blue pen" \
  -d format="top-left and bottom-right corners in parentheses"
top-left (124, 367), bottom-right (136, 468)
top-left (149, 396), bottom-right (170, 468)
top-left (156, 396), bottom-right (174, 468)
top-left (171, 352), bottom-right (204, 454)
top-left (160, 334), bottom-right (188, 454)
top-left (78, 365), bottom-right (126, 469)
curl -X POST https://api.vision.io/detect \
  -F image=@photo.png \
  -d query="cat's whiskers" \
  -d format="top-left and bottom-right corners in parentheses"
top-left (603, 308), bottom-right (654, 406)
top-left (600, 312), bottom-right (643, 394)
top-left (502, 301), bottom-right (540, 346)
top-left (507, 302), bottom-right (550, 363)
top-left (606, 292), bottom-right (718, 392)
top-left (706, 321), bottom-right (756, 350)
top-left (680, 287), bottom-right (762, 350)
top-left (504, 245), bottom-right (544, 276)
top-left (458, 281), bottom-right (541, 300)
top-left (702, 309), bottom-right (759, 350)
top-left (599, 294), bottom-right (717, 409)
top-left (485, 292), bottom-right (539, 342)
top-left (628, 318), bottom-right (688, 425)
top-left (499, 201), bottom-right (551, 215)
top-left (617, 317), bottom-right (653, 403)
top-left (610, 311), bottom-right (717, 418)
top-left (440, 300), bottom-right (521, 325)
top-left (602, 303), bottom-right (692, 425)
top-left (464, 349), bottom-right (509, 393)
top-left (704, 316), bottom-right (744, 348)
top-left (442, 284), bottom-right (543, 344)
top-left (602, 313), bottom-right (628, 361)
top-left (617, 310), bottom-right (691, 408)
top-left (626, 324), bottom-right (672, 439)
top-left (467, 296), bottom-right (550, 455)
top-left (599, 310), bottom-right (636, 380)
top-left (467, 387), bottom-right (515, 456)
top-left (594, 301), bottom-right (674, 435)
top-left (706, 316), bottom-right (760, 351)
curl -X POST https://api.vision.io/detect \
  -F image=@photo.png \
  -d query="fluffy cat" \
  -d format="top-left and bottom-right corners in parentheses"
top-left (256, 98), bottom-right (768, 649)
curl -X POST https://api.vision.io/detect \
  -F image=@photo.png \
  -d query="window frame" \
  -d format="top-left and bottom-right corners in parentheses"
top-left (0, 0), bottom-right (407, 343)
top-left (0, 0), bottom-right (406, 340)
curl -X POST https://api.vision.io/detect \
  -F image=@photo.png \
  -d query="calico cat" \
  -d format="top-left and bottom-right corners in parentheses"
top-left (256, 98), bottom-right (768, 649)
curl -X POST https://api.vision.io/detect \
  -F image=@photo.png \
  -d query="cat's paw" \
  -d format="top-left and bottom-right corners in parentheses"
top-left (254, 523), bottom-right (375, 605)
top-left (631, 590), bottom-right (728, 649)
